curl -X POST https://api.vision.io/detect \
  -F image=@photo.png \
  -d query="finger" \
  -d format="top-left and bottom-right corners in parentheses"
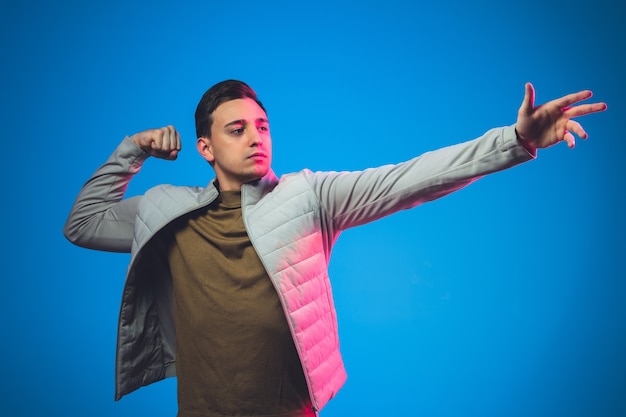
top-left (564, 102), bottom-right (608, 118)
top-left (161, 125), bottom-right (178, 152)
top-left (162, 126), bottom-right (181, 160)
top-left (151, 129), bottom-right (163, 151)
top-left (519, 82), bottom-right (535, 115)
top-left (566, 119), bottom-right (588, 139)
top-left (167, 126), bottom-right (182, 152)
top-left (163, 125), bottom-right (175, 151)
top-left (563, 131), bottom-right (576, 148)
top-left (166, 126), bottom-right (180, 151)
top-left (552, 90), bottom-right (593, 109)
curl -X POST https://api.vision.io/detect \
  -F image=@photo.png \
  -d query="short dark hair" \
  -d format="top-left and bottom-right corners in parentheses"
top-left (195, 80), bottom-right (267, 138)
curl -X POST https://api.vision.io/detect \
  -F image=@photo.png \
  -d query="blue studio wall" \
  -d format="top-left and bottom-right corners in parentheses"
top-left (1, 1), bottom-right (624, 416)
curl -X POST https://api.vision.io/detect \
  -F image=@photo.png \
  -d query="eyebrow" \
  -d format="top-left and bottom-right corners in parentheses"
top-left (223, 117), bottom-right (269, 128)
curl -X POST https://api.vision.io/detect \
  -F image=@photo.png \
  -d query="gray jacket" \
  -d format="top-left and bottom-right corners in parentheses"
top-left (63, 125), bottom-right (533, 413)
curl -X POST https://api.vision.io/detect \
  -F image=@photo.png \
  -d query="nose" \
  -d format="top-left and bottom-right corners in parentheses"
top-left (248, 126), bottom-right (263, 147)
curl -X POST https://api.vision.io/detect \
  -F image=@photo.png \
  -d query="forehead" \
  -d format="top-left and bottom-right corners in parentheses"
top-left (212, 98), bottom-right (267, 125)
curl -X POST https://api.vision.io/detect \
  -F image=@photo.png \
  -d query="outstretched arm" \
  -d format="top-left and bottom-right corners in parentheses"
top-left (515, 82), bottom-right (607, 150)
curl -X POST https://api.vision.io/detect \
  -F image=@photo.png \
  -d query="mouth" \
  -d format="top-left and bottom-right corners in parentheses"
top-left (247, 152), bottom-right (267, 159)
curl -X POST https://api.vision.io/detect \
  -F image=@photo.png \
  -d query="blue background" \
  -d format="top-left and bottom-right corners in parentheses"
top-left (2, 0), bottom-right (624, 416)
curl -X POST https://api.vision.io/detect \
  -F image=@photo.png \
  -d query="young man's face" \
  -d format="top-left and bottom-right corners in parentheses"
top-left (197, 97), bottom-right (272, 191)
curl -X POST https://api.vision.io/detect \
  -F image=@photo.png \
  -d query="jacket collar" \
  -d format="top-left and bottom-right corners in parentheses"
top-left (242, 169), bottom-right (279, 204)
top-left (197, 169), bottom-right (280, 206)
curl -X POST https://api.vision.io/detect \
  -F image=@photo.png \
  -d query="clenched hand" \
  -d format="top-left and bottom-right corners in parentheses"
top-left (130, 125), bottom-right (181, 160)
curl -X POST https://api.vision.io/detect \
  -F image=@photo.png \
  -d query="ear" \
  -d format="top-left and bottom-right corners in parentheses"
top-left (196, 137), bottom-right (215, 163)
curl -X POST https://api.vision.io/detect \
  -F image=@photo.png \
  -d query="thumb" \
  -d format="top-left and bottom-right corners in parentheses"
top-left (519, 82), bottom-right (535, 116)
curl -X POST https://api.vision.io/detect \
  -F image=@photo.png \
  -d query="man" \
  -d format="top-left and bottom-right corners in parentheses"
top-left (63, 80), bottom-right (606, 417)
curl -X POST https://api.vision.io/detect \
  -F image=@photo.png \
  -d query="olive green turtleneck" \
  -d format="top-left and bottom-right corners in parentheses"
top-left (166, 190), bottom-right (311, 417)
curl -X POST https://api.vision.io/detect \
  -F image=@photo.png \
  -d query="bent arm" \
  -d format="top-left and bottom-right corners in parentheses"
top-left (63, 137), bottom-right (150, 253)
top-left (312, 125), bottom-right (534, 231)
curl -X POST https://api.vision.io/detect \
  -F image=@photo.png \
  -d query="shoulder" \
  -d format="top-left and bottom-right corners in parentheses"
top-left (250, 169), bottom-right (317, 207)
top-left (141, 184), bottom-right (210, 211)
top-left (146, 183), bottom-right (204, 198)
top-left (272, 169), bottom-right (320, 193)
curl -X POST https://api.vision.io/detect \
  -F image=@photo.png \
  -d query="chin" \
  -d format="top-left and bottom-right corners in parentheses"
top-left (245, 172), bottom-right (267, 184)
top-left (256, 166), bottom-right (270, 178)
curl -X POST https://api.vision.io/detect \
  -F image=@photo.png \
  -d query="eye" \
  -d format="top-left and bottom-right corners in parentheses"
top-left (230, 128), bottom-right (244, 135)
top-left (258, 124), bottom-right (269, 132)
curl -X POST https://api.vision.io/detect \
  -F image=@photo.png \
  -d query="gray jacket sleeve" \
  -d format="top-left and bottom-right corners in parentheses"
top-left (63, 137), bottom-right (150, 253)
top-left (308, 125), bottom-right (535, 231)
